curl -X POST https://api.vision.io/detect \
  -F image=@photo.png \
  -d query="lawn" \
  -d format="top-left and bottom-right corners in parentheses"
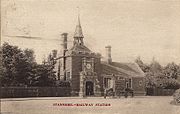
top-left (1, 96), bottom-right (180, 114)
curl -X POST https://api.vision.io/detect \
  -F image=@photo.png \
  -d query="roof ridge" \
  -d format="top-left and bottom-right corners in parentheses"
top-left (103, 63), bottom-right (139, 77)
top-left (111, 62), bottom-right (138, 73)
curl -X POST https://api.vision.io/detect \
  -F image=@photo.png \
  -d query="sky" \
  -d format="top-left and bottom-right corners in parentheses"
top-left (1, 0), bottom-right (180, 66)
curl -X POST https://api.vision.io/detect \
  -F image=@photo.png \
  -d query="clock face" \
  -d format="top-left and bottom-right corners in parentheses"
top-left (86, 63), bottom-right (92, 69)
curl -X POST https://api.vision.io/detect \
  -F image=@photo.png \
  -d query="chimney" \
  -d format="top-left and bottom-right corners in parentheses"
top-left (61, 33), bottom-right (68, 51)
top-left (61, 33), bottom-right (68, 80)
top-left (105, 45), bottom-right (112, 64)
top-left (52, 50), bottom-right (57, 58)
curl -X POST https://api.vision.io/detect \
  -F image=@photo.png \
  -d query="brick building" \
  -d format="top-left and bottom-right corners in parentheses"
top-left (53, 16), bottom-right (146, 97)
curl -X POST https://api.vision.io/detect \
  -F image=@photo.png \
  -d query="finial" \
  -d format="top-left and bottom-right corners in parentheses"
top-left (77, 6), bottom-right (80, 14)
top-left (77, 7), bottom-right (80, 25)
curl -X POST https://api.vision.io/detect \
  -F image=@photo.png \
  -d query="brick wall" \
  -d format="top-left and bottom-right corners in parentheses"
top-left (0, 87), bottom-right (71, 98)
top-left (115, 79), bottom-right (126, 91)
top-left (132, 77), bottom-right (146, 95)
top-left (94, 58), bottom-right (103, 94)
top-left (71, 56), bottom-right (82, 93)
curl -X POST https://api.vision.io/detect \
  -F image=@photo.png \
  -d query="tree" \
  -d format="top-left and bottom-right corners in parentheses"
top-left (0, 46), bottom-right (5, 85)
top-left (173, 89), bottom-right (180, 104)
top-left (163, 62), bottom-right (180, 79)
top-left (145, 71), bottom-right (156, 88)
top-left (32, 64), bottom-right (56, 86)
top-left (135, 56), bottom-right (180, 91)
top-left (162, 78), bottom-right (180, 89)
top-left (1, 43), bottom-right (56, 87)
top-left (2, 43), bottom-right (22, 86)
top-left (149, 58), bottom-right (162, 74)
top-left (135, 56), bottom-right (150, 73)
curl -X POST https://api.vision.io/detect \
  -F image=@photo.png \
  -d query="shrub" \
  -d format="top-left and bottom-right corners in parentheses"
top-left (163, 78), bottom-right (180, 89)
top-left (173, 89), bottom-right (180, 105)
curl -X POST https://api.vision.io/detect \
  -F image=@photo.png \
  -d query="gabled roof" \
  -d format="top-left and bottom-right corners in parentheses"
top-left (69, 44), bottom-right (91, 53)
top-left (101, 62), bottom-right (145, 78)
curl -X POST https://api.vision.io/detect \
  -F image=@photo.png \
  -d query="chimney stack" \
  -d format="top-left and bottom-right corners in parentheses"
top-left (61, 33), bottom-right (68, 51)
top-left (105, 45), bottom-right (112, 64)
top-left (60, 33), bottom-right (68, 78)
top-left (52, 50), bottom-right (57, 58)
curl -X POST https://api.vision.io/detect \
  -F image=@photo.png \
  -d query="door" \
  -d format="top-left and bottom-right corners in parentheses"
top-left (86, 81), bottom-right (94, 96)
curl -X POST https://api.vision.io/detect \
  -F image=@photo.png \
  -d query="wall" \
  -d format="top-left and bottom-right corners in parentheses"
top-left (65, 57), bottom-right (72, 80)
top-left (132, 77), bottom-right (146, 95)
top-left (71, 56), bottom-right (82, 94)
top-left (94, 57), bottom-right (103, 94)
top-left (146, 88), bottom-right (176, 96)
top-left (0, 87), bottom-right (71, 98)
top-left (115, 79), bottom-right (126, 95)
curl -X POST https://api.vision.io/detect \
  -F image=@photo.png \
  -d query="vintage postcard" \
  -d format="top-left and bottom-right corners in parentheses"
top-left (1, 0), bottom-right (180, 114)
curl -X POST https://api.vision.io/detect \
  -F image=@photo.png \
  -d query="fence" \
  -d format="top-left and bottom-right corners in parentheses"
top-left (0, 87), bottom-right (71, 98)
top-left (146, 88), bottom-right (176, 96)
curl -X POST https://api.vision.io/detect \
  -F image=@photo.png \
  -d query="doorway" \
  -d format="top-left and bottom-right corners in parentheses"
top-left (86, 81), bottom-right (94, 96)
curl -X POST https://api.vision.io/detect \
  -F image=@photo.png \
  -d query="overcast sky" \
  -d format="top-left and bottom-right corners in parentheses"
top-left (1, 0), bottom-right (180, 65)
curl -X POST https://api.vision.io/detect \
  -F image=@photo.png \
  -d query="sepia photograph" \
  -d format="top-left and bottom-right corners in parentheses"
top-left (1, 0), bottom-right (180, 114)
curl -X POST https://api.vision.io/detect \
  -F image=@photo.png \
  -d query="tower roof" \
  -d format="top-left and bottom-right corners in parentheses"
top-left (74, 14), bottom-right (84, 38)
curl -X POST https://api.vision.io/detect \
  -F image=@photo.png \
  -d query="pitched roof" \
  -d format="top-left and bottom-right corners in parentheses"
top-left (101, 62), bottom-right (145, 78)
top-left (69, 44), bottom-right (91, 53)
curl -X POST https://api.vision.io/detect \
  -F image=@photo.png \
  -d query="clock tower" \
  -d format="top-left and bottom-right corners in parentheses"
top-left (68, 14), bottom-right (101, 97)
top-left (79, 57), bottom-right (101, 97)
top-left (56, 14), bottom-right (102, 97)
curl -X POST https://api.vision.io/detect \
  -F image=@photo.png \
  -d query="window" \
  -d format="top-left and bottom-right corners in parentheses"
top-left (57, 62), bottom-right (61, 80)
top-left (126, 82), bottom-right (129, 88)
top-left (126, 78), bottom-right (132, 88)
top-left (66, 72), bottom-right (70, 80)
top-left (104, 78), bottom-right (113, 88)
top-left (129, 79), bottom-right (132, 88)
top-left (104, 78), bottom-right (109, 88)
top-left (57, 72), bottom-right (60, 80)
top-left (64, 72), bottom-right (66, 81)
